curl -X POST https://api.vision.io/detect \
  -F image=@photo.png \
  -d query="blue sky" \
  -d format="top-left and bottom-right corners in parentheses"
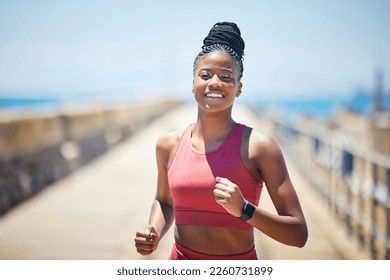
top-left (0, 0), bottom-right (389, 102)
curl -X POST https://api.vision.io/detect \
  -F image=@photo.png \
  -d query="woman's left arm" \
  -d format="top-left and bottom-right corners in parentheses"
top-left (214, 131), bottom-right (308, 247)
top-left (249, 132), bottom-right (308, 247)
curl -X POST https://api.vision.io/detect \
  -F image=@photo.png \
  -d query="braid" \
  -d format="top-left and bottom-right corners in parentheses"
top-left (193, 22), bottom-right (245, 79)
top-left (193, 44), bottom-right (244, 79)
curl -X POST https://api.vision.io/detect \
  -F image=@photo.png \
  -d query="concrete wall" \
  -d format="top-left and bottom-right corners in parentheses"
top-left (0, 99), bottom-right (183, 215)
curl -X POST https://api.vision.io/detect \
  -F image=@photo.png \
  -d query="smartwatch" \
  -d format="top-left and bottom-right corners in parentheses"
top-left (240, 201), bottom-right (256, 221)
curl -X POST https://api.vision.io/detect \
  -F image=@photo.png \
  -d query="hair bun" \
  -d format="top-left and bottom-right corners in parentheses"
top-left (202, 22), bottom-right (245, 59)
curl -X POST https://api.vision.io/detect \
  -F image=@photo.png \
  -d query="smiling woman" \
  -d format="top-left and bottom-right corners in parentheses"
top-left (134, 22), bottom-right (308, 260)
top-left (193, 52), bottom-right (242, 111)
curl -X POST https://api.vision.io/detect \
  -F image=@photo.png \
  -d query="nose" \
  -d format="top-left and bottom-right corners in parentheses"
top-left (208, 74), bottom-right (222, 88)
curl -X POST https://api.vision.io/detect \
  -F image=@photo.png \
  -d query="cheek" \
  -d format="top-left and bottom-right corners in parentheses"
top-left (192, 78), bottom-right (205, 91)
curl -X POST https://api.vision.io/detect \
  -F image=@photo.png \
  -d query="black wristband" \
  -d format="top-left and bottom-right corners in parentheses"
top-left (240, 201), bottom-right (256, 221)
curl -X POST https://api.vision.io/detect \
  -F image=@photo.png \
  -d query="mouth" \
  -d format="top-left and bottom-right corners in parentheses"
top-left (204, 92), bottom-right (224, 99)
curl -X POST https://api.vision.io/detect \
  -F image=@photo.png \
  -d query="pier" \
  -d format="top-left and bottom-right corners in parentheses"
top-left (0, 103), bottom-right (379, 260)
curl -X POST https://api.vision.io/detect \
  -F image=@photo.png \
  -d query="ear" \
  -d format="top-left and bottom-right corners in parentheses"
top-left (192, 79), bottom-right (195, 93)
top-left (236, 81), bottom-right (243, 97)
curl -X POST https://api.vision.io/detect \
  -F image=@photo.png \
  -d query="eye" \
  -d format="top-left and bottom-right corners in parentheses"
top-left (220, 73), bottom-right (233, 81)
top-left (200, 72), bottom-right (211, 80)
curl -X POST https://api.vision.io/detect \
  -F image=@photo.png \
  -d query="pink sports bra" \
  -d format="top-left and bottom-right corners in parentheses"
top-left (167, 123), bottom-right (263, 228)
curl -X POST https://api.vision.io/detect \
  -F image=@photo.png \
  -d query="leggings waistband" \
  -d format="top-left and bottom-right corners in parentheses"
top-left (168, 242), bottom-right (258, 260)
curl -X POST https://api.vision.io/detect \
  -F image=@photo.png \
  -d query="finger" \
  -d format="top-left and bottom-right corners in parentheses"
top-left (136, 228), bottom-right (157, 240)
top-left (136, 231), bottom-right (154, 239)
top-left (215, 178), bottom-right (236, 189)
top-left (135, 242), bottom-right (155, 251)
top-left (213, 190), bottom-right (231, 204)
top-left (213, 188), bottom-right (231, 198)
top-left (215, 184), bottom-right (237, 196)
top-left (144, 225), bottom-right (159, 238)
top-left (135, 237), bottom-right (150, 245)
top-left (134, 237), bottom-right (157, 248)
top-left (215, 177), bottom-right (232, 185)
top-left (135, 228), bottom-right (158, 256)
top-left (214, 182), bottom-right (226, 189)
top-left (214, 183), bottom-right (234, 192)
top-left (134, 236), bottom-right (156, 245)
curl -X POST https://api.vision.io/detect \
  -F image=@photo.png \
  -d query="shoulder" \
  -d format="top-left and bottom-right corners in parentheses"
top-left (156, 129), bottom-right (181, 150)
top-left (156, 126), bottom-right (187, 151)
top-left (156, 125), bottom-right (189, 167)
top-left (244, 126), bottom-right (283, 159)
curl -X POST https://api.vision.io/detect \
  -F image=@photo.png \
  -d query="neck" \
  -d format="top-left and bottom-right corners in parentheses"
top-left (194, 106), bottom-right (236, 141)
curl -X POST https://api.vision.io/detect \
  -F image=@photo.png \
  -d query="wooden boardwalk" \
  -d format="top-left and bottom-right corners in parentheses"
top-left (0, 104), bottom-right (371, 260)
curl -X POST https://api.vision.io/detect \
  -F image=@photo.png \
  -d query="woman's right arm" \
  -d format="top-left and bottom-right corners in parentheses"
top-left (134, 132), bottom-right (177, 256)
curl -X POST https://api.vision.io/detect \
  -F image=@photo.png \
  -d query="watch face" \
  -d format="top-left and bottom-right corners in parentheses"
top-left (240, 201), bottom-right (255, 221)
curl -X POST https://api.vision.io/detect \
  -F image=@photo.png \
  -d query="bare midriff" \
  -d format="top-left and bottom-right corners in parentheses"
top-left (174, 224), bottom-right (254, 255)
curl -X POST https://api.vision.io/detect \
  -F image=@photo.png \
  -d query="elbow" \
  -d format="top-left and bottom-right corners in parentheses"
top-left (296, 237), bottom-right (307, 248)
top-left (295, 224), bottom-right (308, 248)
top-left (271, 223), bottom-right (308, 248)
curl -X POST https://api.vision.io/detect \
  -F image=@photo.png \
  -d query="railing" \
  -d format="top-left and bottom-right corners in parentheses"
top-left (261, 111), bottom-right (390, 260)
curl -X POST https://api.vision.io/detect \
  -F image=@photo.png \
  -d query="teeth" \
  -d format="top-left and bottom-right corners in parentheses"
top-left (206, 93), bottom-right (223, 98)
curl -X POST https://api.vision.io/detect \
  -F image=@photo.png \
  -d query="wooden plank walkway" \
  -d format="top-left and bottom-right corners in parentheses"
top-left (0, 104), bottom-right (371, 260)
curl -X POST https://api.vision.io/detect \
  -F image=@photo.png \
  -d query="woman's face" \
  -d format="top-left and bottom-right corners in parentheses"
top-left (192, 52), bottom-right (242, 112)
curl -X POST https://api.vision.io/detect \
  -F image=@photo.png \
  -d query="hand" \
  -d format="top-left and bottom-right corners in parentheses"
top-left (213, 177), bottom-right (245, 218)
top-left (134, 225), bottom-right (159, 256)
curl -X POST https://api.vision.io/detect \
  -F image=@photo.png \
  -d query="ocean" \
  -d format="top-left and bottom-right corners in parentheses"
top-left (246, 91), bottom-right (390, 121)
top-left (0, 97), bottom-right (61, 110)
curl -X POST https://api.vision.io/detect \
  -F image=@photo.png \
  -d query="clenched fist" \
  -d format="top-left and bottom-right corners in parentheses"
top-left (134, 225), bottom-right (159, 256)
top-left (213, 177), bottom-right (246, 218)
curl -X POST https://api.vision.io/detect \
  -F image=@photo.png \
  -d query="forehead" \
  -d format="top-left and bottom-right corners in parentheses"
top-left (196, 52), bottom-right (238, 72)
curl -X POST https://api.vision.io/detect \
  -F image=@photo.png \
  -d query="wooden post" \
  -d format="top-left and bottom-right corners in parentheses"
top-left (371, 162), bottom-right (378, 259)
top-left (386, 167), bottom-right (390, 260)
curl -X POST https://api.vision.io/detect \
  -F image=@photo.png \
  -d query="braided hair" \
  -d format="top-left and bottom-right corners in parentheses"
top-left (193, 22), bottom-right (245, 79)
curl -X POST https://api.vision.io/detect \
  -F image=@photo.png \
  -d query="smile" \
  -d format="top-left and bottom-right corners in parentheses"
top-left (205, 93), bottom-right (224, 99)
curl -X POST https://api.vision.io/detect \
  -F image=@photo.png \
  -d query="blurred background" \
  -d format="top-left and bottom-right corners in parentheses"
top-left (0, 0), bottom-right (389, 260)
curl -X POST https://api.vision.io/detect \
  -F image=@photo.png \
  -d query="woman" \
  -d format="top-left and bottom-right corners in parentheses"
top-left (134, 22), bottom-right (308, 260)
